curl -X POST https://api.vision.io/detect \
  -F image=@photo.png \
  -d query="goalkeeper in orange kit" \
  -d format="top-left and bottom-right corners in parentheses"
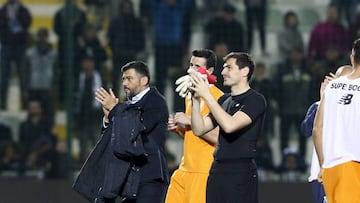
top-left (165, 49), bottom-right (223, 203)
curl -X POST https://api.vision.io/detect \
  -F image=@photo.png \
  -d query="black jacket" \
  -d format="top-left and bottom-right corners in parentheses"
top-left (73, 87), bottom-right (169, 202)
top-left (0, 2), bottom-right (32, 45)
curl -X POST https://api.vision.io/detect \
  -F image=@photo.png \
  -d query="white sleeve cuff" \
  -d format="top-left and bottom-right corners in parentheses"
top-left (103, 116), bottom-right (110, 128)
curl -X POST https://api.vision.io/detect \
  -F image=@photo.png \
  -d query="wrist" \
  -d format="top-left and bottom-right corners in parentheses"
top-left (107, 103), bottom-right (117, 111)
top-left (103, 116), bottom-right (110, 128)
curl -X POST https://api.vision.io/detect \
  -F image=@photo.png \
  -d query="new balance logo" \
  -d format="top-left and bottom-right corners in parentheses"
top-left (338, 94), bottom-right (353, 105)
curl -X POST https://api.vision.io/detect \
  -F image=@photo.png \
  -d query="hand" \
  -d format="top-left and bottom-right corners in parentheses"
top-left (168, 114), bottom-right (185, 137)
top-left (175, 68), bottom-right (216, 98)
top-left (95, 88), bottom-right (118, 113)
top-left (102, 106), bottom-right (110, 122)
top-left (174, 112), bottom-right (190, 127)
top-left (175, 75), bottom-right (192, 98)
top-left (320, 74), bottom-right (334, 99)
top-left (189, 71), bottom-right (211, 99)
top-left (325, 72), bottom-right (336, 81)
top-left (317, 168), bottom-right (324, 183)
top-left (168, 114), bottom-right (178, 131)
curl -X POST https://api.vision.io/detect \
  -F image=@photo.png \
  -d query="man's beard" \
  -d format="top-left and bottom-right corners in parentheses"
top-left (125, 89), bottom-right (135, 100)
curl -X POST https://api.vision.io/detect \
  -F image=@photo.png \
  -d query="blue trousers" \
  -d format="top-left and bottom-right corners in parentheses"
top-left (311, 180), bottom-right (326, 203)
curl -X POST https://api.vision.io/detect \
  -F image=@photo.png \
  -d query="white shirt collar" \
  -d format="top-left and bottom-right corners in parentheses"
top-left (127, 87), bottom-right (150, 104)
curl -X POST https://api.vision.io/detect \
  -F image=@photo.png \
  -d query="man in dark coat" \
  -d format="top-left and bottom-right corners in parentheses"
top-left (0, 0), bottom-right (32, 109)
top-left (74, 61), bottom-right (169, 203)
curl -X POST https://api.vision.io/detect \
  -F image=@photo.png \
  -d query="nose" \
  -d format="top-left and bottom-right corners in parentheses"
top-left (221, 68), bottom-right (227, 76)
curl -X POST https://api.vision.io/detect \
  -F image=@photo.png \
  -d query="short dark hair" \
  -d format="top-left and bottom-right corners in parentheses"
top-left (353, 39), bottom-right (360, 64)
top-left (223, 52), bottom-right (255, 81)
top-left (192, 49), bottom-right (217, 69)
top-left (283, 10), bottom-right (298, 27)
top-left (121, 61), bottom-right (151, 84)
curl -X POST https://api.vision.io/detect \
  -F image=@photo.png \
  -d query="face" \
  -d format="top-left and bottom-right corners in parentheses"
top-left (121, 2), bottom-right (132, 15)
top-left (221, 58), bottom-right (242, 86)
top-left (189, 56), bottom-right (207, 71)
top-left (327, 6), bottom-right (338, 23)
top-left (28, 100), bottom-right (42, 118)
top-left (286, 15), bottom-right (298, 28)
top-left (214, 43), bottom-right (229, 58)
top-left (82, 59), bottom-right (95, 76)
top-left (84, 28), bottom-right (96, 39)
top-left (255, 66), bottom-right (265, 80)
top-left (122, 68), bottom-right (146, 99)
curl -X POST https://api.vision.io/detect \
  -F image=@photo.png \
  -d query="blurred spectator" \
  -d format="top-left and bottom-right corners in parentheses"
top-left (0, 118), bottom-right (22, 174)
top-left (25, 28), bottom-right (57, 115)
top-left (330, 0), bottom-right (358, 28)
top-left (244, 0), bottom-right (268, 55)
top-left (18, 99), bottom-right (60, 179)
top-left (53, 2), bottom-right (87, 108)
top-left (307, 4), bottom-right (350, 61)
top-left (84, 0), bottom-right (110, 30)
top-left (349, 9), bottom-right (360, 42)
top-left (75, 23), bottom-right (107, 85)
top-left (141, 0), bottom-right (193, 96)
top-left (277, 11), bottom-right (304, 60)
top-left (277, 148), bottom-right (307, 182)
top-left (274, 47), bottom-right (312, 160)
top-left (202, 0), bottom-right (231, 19)
top-left (213, 42), bottom-right (230, 92)
top-left (0, 0), bottom-right (32, 110)
top-left (0, 117), bottom-right (12, 144)
top-left (309, 45), bottom-right (348, 101)
top-left (181, 0), bottom-right (196, 52)
top-left (74, 57), bottom-right (102, 163)
top-left (0, 142), bottom-right (24, 175)
top-left (251, 63), bottom-right (275, 139)
top-left (107, 0), bottom-right (145, 96)
top-left (256, 134), bottom-right (275, 181)
top-left (204, 3), bottom-right (245, 52)
top-left (252, 63), bottom-right (276, 181)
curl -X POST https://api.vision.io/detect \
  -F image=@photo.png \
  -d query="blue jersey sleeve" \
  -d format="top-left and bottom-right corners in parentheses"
top-left (300, 102), bottom-right (319, 137)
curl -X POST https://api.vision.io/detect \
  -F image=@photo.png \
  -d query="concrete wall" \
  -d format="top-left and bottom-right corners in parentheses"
top-left (0, 179), bottom-right (314, 203)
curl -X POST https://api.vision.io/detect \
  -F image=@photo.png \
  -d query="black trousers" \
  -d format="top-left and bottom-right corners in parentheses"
top-left (206, 160), bottom-right (258, 203)
top-left (99, 179), bottom-right (167, 203)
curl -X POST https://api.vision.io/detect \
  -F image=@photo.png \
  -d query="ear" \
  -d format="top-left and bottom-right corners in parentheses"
top-left (206, 67), bottom-right (214, 75)
top-left (140, 76), bottom-right (149, 86)
top-left (241, 66), bottom-right (250, 78)
top-left (350, 54), bottom-right (354, 66)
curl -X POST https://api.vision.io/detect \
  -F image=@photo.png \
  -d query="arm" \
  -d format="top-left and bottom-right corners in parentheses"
top-left (20, 6), bottom-right (32, 30)
top-left (199, 126), bottom-right (219, 145)
top-left (300, 102), bottom-right (319, 138)
top-left (190, 74), bottom-right (252, 133)
top-left (174, 111), bottom-right (219, 144)
top-left (190, 95), bottom-right (216, 136)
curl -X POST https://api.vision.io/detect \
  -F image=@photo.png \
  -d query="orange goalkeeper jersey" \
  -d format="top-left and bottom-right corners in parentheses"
top-left (178, 85), bottom-right (223, 173)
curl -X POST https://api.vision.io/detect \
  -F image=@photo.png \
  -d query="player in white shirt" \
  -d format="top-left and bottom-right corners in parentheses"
top-left (302, 65), bottom-right (352, 203)
top-left (313, 39), bottom-right (360, 203)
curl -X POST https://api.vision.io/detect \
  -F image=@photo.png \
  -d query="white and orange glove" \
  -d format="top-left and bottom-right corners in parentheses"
top-left (175, 68), bottom-right (217, 98)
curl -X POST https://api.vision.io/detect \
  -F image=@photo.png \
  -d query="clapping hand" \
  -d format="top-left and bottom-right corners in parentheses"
top-left (175, 68), bottom-right (216, 98)
top-left (189, 70), bottom-right (211, 99)
top-left (95, 88), bottom-right (119, 119)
